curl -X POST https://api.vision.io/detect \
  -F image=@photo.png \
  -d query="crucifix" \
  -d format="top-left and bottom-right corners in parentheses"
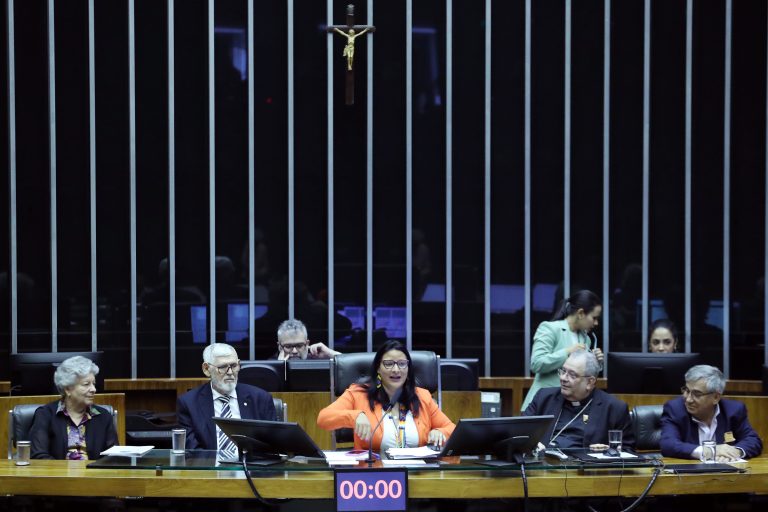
top-left (327, 4), bottom-right (375, 106)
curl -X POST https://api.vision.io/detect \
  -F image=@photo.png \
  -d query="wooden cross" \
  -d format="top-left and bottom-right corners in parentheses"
top-left (327, 4), bottom-right (375, 106)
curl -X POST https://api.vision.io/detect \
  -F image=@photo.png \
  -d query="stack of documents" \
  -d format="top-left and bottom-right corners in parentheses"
top-left (100, 445), bottom-right (154, 457)
top-left (385, 446), bottom-right (439, 460)
top-left (323, 450), bottom-right (371, 465)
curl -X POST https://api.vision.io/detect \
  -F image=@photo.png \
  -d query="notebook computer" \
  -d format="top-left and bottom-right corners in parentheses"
top-left (663, 463), bottom-right (745, 474)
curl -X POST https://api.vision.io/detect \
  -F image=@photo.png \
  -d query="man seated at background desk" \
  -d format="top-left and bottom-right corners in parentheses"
top-left (523, 349), bottom-right (635, 450)
top-left (660, 364), bottom-right (762, 461)
top-left (177, 343), bottom-right (276, 454)
top-left (274, 318), bottom-right (341, 360)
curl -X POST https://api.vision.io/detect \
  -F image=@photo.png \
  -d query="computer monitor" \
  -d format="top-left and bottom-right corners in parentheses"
top-left (438, 415), bottom-right (555, 463)
top-left (286, 359), bottom-right (331, 392)
top-left (607, 352), bottom-right (702, 394)
top-left (213, 418), bottom-right (325, 461)
top-left (440, 358), bottom-right (479, 391)
top-left (238, 360), bottom-right (287, 392)
top-left (10, 351), bottom-right (105, 395)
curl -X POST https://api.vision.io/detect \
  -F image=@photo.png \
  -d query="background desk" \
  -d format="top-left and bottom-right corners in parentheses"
top-left (1, 457), bottom-right (767, 499)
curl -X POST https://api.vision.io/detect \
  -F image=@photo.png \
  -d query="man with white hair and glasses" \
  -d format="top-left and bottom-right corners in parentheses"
top-left (177, 343), bottom-right (276, 454)
top-left (660, 364), bottom-right (762, 461)
top-left (523, 349), bottom-right (634, 451)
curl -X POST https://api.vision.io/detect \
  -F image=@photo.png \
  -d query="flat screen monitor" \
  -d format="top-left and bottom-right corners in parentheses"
top-left (238, 360), bottom-right (287, 392)
top-left (438, 415), bottom-right (555, 463)
top-left (286, 359), bottom-right (331, 392)
top-left (10, 351), bottom-right (105, 395)
top-left (213, 418), bottom-right (325, 461)
top-left (440, 358), bottom-right (479, 391)
top-left (607, 352), bottom-right (702, 394)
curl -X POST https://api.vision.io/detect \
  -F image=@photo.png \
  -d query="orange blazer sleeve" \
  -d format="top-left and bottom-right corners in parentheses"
top-left (414, 387), bottom-right (456, 444)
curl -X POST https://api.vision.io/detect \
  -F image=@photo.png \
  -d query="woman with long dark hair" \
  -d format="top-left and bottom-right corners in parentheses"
top-left (648, 318), bottom-right (679, 353)
top-left (521, 290), bottom-right (603, 411)
top-left (317, 340), bottom-right (455, 453)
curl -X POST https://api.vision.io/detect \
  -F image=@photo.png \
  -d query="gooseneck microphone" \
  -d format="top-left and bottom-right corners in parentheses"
top-left (367, 388), bottom-right (402, 465)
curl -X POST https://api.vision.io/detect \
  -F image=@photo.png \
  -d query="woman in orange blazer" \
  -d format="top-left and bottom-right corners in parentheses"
top-left (317, 340), bottom-right (455, 453)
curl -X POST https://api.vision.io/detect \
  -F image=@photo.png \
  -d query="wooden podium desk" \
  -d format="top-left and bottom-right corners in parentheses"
top-left (103, 379), bottom-right (480, 450)
top-left (1, 456), bottom-right (768, 499)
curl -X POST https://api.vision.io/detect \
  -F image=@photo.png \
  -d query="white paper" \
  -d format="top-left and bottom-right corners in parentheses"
top-left (100, 445), bottom-right (154, 457)
top-left (588, 451), bottom-right (638, 459)
top-left (381, 459), bottom-right (427, 466)
top-left (385, 446), bottom-right (439, 459)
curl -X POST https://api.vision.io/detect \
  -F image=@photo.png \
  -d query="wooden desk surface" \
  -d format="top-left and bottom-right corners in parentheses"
top-left (1, 457), bottom-right (767, 499)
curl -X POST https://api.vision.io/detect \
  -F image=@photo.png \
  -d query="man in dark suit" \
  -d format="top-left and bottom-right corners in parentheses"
top-left (524, 349), bottom-right (635, 450)
top-left (177, 342), bottom-right (276, 451)
top-left (660, 364), bottom-right (762, 460)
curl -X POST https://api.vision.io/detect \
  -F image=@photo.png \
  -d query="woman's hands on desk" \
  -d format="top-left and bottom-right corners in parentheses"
top-left (355, 412), bottom-right (372, 441)
top-left (428, 429), bottom-right (446, 447)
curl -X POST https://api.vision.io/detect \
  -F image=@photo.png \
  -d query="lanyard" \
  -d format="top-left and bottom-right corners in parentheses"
top-left (549, 398), bottom-right (593, 446)
top-left (390, 403), bottom-right (408, 448)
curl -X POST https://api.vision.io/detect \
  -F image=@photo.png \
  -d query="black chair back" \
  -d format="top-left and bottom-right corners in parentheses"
top-left (630, 404), bottom-right (663, 451)
top-left (440, 358), bottom-right (479, 391)
top-left (238, 361), bottom-right (286, 392)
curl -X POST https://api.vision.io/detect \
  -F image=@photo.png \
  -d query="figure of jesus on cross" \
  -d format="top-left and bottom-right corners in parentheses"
top-left (327, 4), bottom-right (375, 105)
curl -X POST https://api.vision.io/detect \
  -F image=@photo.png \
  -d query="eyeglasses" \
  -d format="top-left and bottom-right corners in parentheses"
top-left (381, 360), bottom-right (409, 370)
top-left (681, 386), bottom-right (714, 400)
top-left (557, 367), bottom-right (584, 380)
top-left (280, 342), bottom-right (308, 351)
top-left (211, 362), bottom-right (240, 374)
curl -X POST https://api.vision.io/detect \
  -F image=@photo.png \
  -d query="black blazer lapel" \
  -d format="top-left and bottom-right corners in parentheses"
top-left (197, 385), bottom-right (216, 449)
top-left (236, 384), bottom-right (254, 420)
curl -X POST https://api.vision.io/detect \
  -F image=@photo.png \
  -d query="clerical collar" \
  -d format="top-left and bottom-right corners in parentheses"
top-left (570, 400), bottom-right (581, 406)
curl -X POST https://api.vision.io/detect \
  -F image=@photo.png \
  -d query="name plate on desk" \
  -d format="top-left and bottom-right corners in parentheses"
top-left (334, 468), bottom-right (407, 512)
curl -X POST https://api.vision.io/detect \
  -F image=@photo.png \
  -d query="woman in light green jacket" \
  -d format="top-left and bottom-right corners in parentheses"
top-left (521, 290), bottom-right (603, 411)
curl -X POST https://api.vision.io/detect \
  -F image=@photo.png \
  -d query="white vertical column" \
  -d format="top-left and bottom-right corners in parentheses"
top-left (168, 0), bottom-right (177, 375)
top-left (406, 0), bottom-right (413, 350)
top-left (483, 0), bottom-right (491, 376)
top-left (641, 0), bottom-right (651, 346)
top-left (247, 0), bottom-right (255, 360)
top-left (684, 0), bottom-right (693, 354)
top-left (7, 0), bottom-right (17, 354)
top-left (326, 0), bottom-right (335, 347)
top-left (723, 0), bottom-right (732, 378)
top-left (88, 0), bottom-right (97, 351)
top-left (128, 0), bottom-right (137, 376)
top-left (288, 0), bottom-right (295, 318)
top-left (365, 0), bottom-right (374, 352)
top-left (445, 0), bottom-right (453, 357)
top-left (47, 0), bottom-right (58, 351)
top-left (563, 0), bottom-right (571, 299)
top-left (524, 0), bottom-right (532, 376)
top-left (602, 0), bottom-right (611, 372)
top-left (208, 0), bottom-right (216, 343)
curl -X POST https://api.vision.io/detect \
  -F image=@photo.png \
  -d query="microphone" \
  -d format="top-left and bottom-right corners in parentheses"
top-left (367, 388), bottom-right (402, 465)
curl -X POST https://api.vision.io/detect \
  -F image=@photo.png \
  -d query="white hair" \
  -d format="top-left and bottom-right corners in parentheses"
top-left (54, 356), bottom-right (99, 395)
top-left (685, 365), bottom-right (725, 394)
top-left (567, 349), bottom-right (601, 378)
top-left (202, 343), bottom-right (237, 364)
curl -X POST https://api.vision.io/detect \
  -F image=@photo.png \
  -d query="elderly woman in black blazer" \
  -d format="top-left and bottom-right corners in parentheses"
top-left (29, 355), bottom-right (117, 459)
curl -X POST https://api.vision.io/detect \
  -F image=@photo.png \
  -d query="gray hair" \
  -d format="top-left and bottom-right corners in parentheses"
top-left (277, 319), bottom-right (307, 343)
top-left (202, 343), bottom-right (237, 364)
top-left (685, 365), bottom-right (725, 394)
top-left (568, 349), bottom-right (601, 378)
top-left (54, 356), bottom-right (99, 395)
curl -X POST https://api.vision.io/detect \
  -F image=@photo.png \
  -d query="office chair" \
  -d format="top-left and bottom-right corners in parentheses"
top-left (237, 361), bottom-right (286, 392)
top-left (629, 404), bottom-right (663, 451)
top-left (8, 403), bottom-right (117, 459)
top-left (440, 359), bottom-right (479, 391)
top-left (329, 351), bottom-right (440, 448)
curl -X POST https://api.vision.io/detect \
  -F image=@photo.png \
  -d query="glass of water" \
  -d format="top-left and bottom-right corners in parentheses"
top-left (608, 430), bottom-right (623, 453)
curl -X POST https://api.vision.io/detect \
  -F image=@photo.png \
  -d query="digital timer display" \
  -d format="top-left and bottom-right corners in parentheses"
top-left (334, 468), bottom-right (408, 512)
